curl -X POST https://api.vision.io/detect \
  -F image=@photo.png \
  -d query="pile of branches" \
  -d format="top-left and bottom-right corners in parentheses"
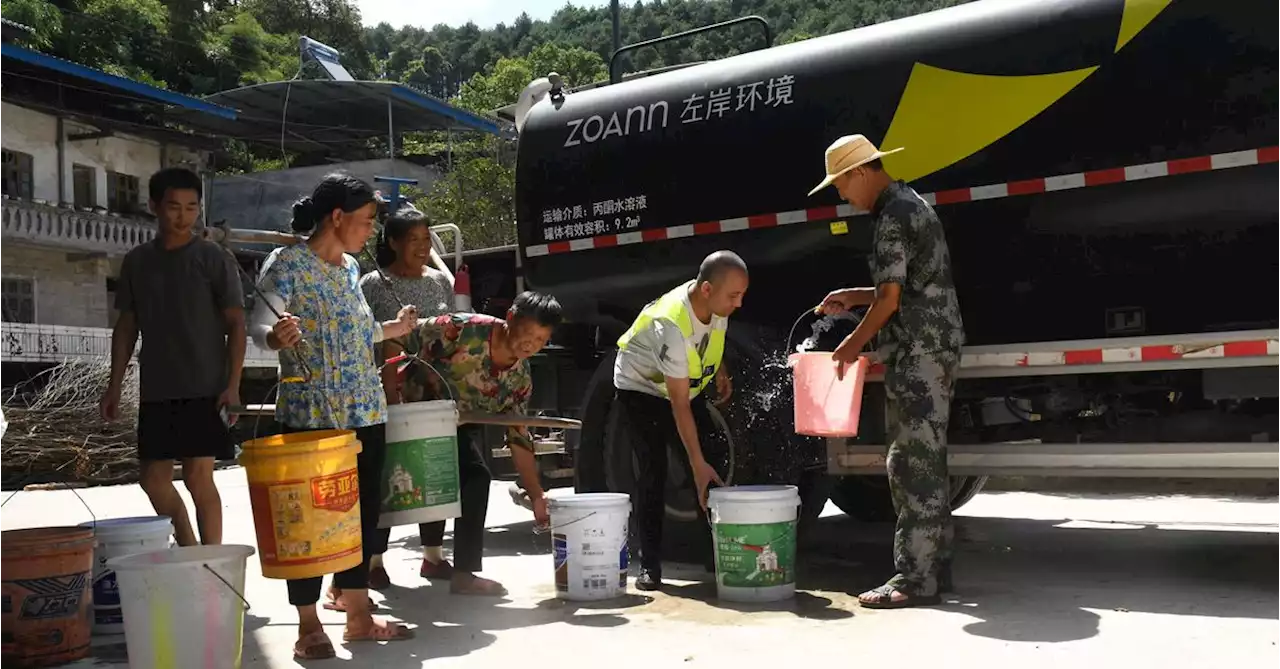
top-left (2, 359), bottom-right (140, 488)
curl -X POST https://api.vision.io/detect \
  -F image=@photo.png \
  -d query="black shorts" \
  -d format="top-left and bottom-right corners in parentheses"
top-left (136, 396), bottom-right (234, 462)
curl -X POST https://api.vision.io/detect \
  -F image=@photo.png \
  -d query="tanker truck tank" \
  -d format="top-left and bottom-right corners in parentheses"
top-left (510, 0), bottom-right (1278, 548)
top-left (514, 0), bottom-right (1278, 346)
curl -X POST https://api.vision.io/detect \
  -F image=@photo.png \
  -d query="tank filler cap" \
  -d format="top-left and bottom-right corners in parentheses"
top-left (512, 73), bottom-right (565, 134)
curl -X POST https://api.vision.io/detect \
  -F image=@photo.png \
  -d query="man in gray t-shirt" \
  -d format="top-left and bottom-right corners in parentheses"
top-left (100, 167), bottom-right (246, 548)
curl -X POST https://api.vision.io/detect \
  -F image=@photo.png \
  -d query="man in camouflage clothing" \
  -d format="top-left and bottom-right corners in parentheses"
top-left (810, 134), bottom-right (966, 609)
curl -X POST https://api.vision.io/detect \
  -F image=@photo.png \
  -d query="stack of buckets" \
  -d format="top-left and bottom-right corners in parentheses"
top-left (0, 517), bottom-right (255, 669)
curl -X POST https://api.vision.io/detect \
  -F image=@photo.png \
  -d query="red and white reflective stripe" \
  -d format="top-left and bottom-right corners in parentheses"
top-left (524, 146), bottom-right (1278, 258)
top-left (865, 335), bottom-right (1279, 377)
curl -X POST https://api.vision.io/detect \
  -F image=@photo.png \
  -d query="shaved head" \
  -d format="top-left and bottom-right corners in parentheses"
top-left (693, 250), bottom-right (749, 318)
top-left (696, 250), bottom-right (749, 285)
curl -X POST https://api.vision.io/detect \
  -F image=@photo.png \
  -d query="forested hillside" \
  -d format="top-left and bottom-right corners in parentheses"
top-left (1, 0), bottom-right (965, 244)
top-left (2, 0), bottom-right (965, 107)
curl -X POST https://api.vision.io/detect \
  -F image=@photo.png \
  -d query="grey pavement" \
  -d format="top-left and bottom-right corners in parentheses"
top-left (1, 470), bottom-right (1276, 668)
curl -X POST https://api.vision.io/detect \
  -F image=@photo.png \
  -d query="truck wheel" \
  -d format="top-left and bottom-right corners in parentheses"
top-left (828, 475), bottom-right (989, 522)
top-left (570, 350), bottom-right (618, 495)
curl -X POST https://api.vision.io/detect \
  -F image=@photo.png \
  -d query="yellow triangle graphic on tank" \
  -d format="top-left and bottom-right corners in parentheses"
top-left (879, 0), bottom-right (1174, 183)
top-left (1115, 0), bottom-right (1173, 53)
top-left (879, 63), bottom-right (1097, 183)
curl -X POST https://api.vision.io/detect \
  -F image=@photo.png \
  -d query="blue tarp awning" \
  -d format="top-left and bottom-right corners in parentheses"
top-left (192, 80), bottom-right (503, 156)
top-left (0, 43), bottom-right (237, 120)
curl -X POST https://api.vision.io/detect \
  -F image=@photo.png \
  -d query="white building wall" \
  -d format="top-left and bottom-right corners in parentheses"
top-left (1, 103), bottom-right (61, 202)
top-left (1, 101), bottom-right (205, 208)
top-left (0, 242), bottom-right (112, 328)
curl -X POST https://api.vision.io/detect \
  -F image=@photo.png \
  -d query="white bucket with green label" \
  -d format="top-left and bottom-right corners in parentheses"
top-left (378, 400), bottom-right (462, 529)
top-left (709, 485), bottom-right (801, 603)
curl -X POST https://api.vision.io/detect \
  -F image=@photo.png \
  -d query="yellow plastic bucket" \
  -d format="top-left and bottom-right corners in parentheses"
top-left (239, 430), bottom-right (364, 580)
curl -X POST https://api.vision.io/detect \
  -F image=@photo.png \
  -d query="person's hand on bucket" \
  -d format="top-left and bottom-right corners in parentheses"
top-left (818, 288), bottom-right (872, 315)
top-left (692, 459), bottom-right (725, 511)
top-left (832, 334), bottom-right (865, 380)
top-left (532, 496), bottom-right (550, 530)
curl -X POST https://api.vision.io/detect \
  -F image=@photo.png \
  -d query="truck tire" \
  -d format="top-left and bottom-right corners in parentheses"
top-left (828, 475), bottom-right (989, 522)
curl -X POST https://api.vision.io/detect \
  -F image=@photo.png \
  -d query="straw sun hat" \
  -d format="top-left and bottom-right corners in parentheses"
top-left (807, 134), bottom-right (904, 196)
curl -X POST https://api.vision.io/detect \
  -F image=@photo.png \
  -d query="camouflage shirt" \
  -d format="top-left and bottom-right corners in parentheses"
top-left (870, 181), bottom-right (966, 360)
top-left (400, 313), bottom-right (534, 452)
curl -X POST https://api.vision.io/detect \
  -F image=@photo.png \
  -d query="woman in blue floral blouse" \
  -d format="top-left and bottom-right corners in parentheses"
top-left (249, 174), bottom-right (417, 659)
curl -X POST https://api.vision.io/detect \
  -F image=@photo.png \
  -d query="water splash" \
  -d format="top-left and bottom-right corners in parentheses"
top-left (796, 310), bottom-right (862, 353)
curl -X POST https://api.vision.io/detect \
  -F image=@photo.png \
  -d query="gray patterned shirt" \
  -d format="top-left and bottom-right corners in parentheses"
top-left (870, 181), bottom-right (966, 360)
top-left (358, 268), bottom-right (455, 323)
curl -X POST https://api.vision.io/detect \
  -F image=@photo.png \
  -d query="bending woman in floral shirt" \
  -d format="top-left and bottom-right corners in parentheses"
top-left (374, 292), bottom-right (562, 596)
top-left (249, 174), bottom-right (418, 659)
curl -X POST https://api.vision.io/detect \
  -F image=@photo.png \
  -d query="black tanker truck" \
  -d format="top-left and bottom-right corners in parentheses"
top-left (470, 0), bottom-right (1277, 561)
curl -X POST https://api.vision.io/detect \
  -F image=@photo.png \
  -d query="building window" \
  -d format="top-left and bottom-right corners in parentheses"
top-left (107, 171), bottom-right (140, 215)
top-left (2, 149), bottom-right (34, 200)
top-left (2, 277), bottom-right (36, 323)
top-left (73, 164), bottom-right (96, 209)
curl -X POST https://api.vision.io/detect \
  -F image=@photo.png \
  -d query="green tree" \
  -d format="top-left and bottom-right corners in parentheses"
top-left (1, 0), bottom-right (63, 50)
top-left (61, 0), bottom-right (171, 86)
top-left (416, 156), bottom-right (517, 249)
top-left (456, 42), bottom-right (606, 114)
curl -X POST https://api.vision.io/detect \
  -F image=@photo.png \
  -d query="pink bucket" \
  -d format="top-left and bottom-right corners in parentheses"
top-left (788, 352), bottom-right (869, 437)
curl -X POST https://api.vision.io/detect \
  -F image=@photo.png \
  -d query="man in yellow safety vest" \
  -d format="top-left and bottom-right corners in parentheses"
top-left (612, 250), bottom-right (749, 591)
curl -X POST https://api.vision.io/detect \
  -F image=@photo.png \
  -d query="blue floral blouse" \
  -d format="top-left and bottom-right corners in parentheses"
top-left (256, 244), bottom-right (386, 430)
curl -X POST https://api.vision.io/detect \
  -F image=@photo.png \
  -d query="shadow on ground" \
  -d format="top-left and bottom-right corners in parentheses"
top-left (800, 504), bottom-right (1278, 644)
top-left (353, 490), bottom-right (1276, 660)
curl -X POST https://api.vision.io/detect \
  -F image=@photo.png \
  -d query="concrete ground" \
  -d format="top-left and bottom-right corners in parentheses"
top-left (2, 471), bottom-right (1276, 668)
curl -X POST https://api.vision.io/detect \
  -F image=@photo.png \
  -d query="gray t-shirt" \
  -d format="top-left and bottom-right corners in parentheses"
top-left (613, 281), bottom-right (724, 399)
top-left (358, 268), bottom-right (454, 322)
top-left (115, 236), bottom-right (244, 402)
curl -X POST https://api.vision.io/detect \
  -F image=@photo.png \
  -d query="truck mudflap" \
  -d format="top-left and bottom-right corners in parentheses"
top-left (864, 329), bottom-right (1279, 381)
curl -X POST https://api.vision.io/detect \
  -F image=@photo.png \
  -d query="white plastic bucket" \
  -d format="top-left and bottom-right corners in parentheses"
top-left (78, 516), bottom-right (174, 635)
top-left (708, 485), bottom-right (801, 603)
top-left (107, 544), bottom-right (255, 669)
top-left (549, 492), bottom-right (631, 601)
top-left (378, 400), bottom-right (463, 529)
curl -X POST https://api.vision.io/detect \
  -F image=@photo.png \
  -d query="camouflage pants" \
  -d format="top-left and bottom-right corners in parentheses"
top-left (883, 348), bottom-right (961, 596)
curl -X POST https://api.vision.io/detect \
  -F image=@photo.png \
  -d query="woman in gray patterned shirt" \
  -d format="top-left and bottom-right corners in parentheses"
top-left (358, 206), bottom-right (455, 590)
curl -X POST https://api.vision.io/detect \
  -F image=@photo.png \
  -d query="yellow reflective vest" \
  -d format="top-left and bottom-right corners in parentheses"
top-left (617, 282), bottom-right (726, 400)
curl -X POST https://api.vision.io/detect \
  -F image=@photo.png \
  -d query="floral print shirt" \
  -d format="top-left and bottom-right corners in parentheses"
top-left (400, 314), bottom-right (534, 452)
top-left (256, 244), bottom-right (386, 430)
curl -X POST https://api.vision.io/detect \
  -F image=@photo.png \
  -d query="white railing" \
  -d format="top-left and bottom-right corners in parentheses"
top-left (1, 198), bottom-right (157, 255)
top-left (0, 322), bottom-right (278, 368)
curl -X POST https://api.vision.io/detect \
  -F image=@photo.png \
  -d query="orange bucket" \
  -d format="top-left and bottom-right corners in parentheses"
top-left (1, 527), bottom-right (96, 668)
top-left (789, 352), bottom-right (870, 437)
top-left (238, 429), bottom-right (365, 580)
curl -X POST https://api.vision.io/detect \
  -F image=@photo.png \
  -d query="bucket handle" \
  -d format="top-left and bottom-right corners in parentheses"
top-left (531, 510), bottom-right (599, 535)
top-left (1, 476), bottom-right (97, 529)
top-left (529, 514), bottom-right (629, 555)
top-left (203, 564), bottom-right (251, 612)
